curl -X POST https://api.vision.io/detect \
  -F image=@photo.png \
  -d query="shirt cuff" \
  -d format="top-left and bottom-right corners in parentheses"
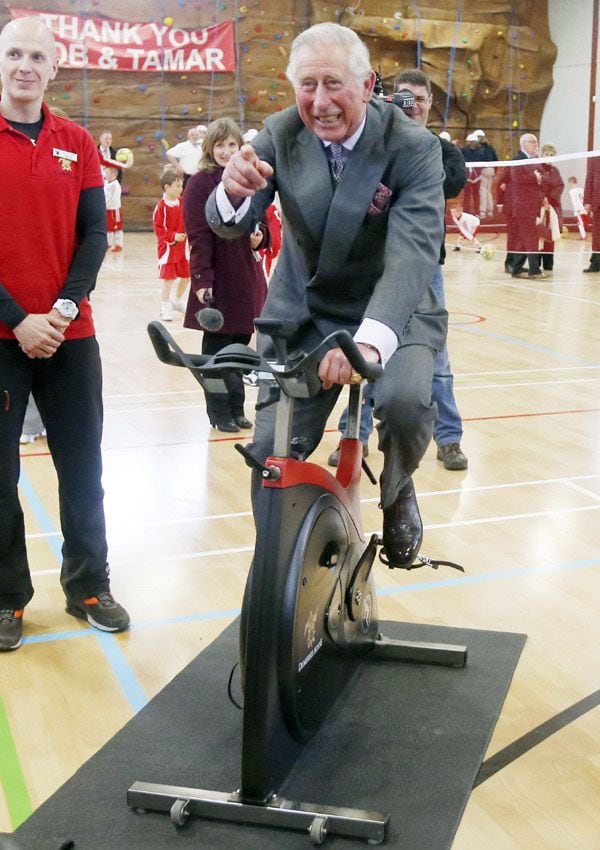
top-left (354, 318), bottom-right (398, 368)
top-left (215, 183), bottom-right (251, 223)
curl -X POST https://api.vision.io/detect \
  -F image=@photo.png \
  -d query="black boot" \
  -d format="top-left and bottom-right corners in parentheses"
top-left (583, 253), bottom-right (600, 273)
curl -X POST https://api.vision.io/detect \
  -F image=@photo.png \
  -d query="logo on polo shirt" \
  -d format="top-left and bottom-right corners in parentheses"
top-left (53, 148), bottom-right (78, 172)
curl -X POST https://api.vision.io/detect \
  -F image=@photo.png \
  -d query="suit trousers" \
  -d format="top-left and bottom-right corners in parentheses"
top-left (511, 252), bottom-right (541, 276)
top-left (248, 340), bottom-right (437, 511)
top-left (0, 337), bottom-right (110, 609)
top-left (337, 267), bottom-right (462, 448)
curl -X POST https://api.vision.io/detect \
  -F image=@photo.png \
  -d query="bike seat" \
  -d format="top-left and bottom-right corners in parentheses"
top-left (201, 344), bottom-right (263, 373)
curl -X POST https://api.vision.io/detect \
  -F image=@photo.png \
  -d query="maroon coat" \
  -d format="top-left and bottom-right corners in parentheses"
top-left (182, 168), bottom-right (268, 334)
top-left (584, 155), bottom-right (600, 252)
top-left (496, 153), bottom-right (543, 253)
top-left (539, 163), bottom-right (564, 223)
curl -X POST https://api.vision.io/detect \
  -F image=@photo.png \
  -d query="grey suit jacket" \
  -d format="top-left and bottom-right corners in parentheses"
top-left (206, 98), bottom-right (447, 351)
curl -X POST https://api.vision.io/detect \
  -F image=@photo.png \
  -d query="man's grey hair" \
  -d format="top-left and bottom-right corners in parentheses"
top-left (286, 23), bottom-right (372, 87)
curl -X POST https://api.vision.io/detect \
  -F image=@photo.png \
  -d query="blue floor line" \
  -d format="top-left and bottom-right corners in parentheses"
top-left (377, 555), bottom-right (600, 595)
top-left (94, 631), bottom-right (148, 713)
top-left (18, 472), bottom-right (600, 711)
top-left (18, 470), bottom-right (63, 562)
top-left (18, 469), bottom-right (147, 713)
top-left (21, 556), bottom-right (600, 650)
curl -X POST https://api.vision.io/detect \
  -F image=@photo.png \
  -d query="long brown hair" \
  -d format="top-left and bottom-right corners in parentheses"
top-left (198, 117), bottom-right (243, 173)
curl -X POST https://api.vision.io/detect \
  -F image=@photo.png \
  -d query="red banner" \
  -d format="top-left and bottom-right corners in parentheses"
top-left (10, 8), bottom-right (236, 73)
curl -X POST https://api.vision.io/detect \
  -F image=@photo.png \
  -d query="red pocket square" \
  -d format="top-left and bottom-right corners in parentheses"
top-left (368, 183), bottom-right (392, 215)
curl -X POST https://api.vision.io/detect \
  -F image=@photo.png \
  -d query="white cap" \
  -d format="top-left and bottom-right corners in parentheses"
top-left (466, 132), bottom-right (480, 142)
top-left (243, 128), bottom-right (258, 142)
top-left (473, 129), bottom-right (485, 138)
top-left (439, 131), bottom-right (451, 142)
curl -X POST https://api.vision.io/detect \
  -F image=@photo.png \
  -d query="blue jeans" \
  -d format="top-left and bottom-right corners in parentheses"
top-left (337, 266), bottom-right (463, 446)
top-left (430, 266), bottom-right (463, 446)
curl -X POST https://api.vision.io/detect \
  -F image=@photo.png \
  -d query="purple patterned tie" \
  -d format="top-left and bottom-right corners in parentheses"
top-left (328, 143), bottom-right (345, 182)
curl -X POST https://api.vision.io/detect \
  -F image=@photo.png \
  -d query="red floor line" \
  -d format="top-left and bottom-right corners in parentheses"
top-left (463, 406), bottom-right (600, 422)
top-left (18, 406), bottom-right (600, 459)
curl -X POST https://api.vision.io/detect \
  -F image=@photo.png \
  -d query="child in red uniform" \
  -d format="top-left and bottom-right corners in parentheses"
top-left (102, 163), bottom-right (123, 252)
top-left (152, 170), bottom-right (190, 321)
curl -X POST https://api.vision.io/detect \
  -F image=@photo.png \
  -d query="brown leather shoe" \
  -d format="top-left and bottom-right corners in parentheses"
top-left (381, 479), bottom-right (423, 567)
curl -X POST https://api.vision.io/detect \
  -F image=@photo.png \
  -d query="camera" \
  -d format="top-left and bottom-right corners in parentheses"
top-left (382, 89), bottom-right (416, 112)
top-left (372, 68), bottom-right (415, 114)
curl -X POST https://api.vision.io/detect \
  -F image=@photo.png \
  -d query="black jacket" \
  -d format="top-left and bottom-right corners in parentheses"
top-left (438, 135), bottom-right (467, 263)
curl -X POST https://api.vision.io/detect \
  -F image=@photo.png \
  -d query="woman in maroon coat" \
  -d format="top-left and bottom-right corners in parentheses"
top-left (183, 118), bottom-right (269, 432)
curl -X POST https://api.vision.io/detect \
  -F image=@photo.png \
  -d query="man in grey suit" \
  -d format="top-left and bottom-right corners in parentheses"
top-left (206, 22), bottom-right (446, 567)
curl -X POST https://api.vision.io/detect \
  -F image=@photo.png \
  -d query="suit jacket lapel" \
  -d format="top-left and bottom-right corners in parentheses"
top-left (288, 126), bottom-right (335, 250)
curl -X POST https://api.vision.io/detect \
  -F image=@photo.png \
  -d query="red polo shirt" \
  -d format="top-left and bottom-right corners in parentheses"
top-left (0, 103), bottom-right (103, 339)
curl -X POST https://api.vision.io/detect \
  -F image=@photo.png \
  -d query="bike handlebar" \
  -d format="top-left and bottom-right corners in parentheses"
top-left (147, 322), bottom-right (383, 389)
top-left (334, 330), bottom-right (383, 382)
top-left (147, 321), bottom-right (211, 371)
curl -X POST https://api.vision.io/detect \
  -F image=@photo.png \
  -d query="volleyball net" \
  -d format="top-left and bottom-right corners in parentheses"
top-left (445, 149), bottom-right (600, 262)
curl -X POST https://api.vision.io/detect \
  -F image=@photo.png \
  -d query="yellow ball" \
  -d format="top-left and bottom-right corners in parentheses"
top-left (115, 148), bottom-right (134, 167)
top-left (164, 16), bottom-right (174, 26)
top-left (481, 244), bottom-right (496, 260)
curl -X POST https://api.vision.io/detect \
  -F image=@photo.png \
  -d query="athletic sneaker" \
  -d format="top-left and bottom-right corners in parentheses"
top-left (0, 609), bottom-right (24, 651)
top-left (170, 296), bottom-right (187, 313)
top-left (19, 429), bottom-right (46, 445)
top-left (65, 592), bottom-right (130, 632)
top-left (160, 301), bottom-right (173, 321)
top-left (436, 442), bottom-right (468, 471)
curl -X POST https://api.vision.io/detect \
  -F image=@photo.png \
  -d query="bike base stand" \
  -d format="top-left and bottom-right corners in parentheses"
top-left (373, 634), bottom-right (468, 667)
top-left (128, 781), bottom-right (388, 846)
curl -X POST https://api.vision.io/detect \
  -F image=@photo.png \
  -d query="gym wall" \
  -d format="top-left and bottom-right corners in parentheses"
top-left (0, 0), bottom-right (558, 228)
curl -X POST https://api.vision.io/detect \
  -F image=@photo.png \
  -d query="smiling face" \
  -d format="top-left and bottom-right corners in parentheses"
top-left (0, 18), bottom-right (58, 121)
top-left (212, 134), bottom-right (240, 167)
top-left (293, 43), bottom-right (375, 143)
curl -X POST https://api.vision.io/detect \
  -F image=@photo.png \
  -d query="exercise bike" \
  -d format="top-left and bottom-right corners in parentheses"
top-left (128, 319), bottom-right (467, 846)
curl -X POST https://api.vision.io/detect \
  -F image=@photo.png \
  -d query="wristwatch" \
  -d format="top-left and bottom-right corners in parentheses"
top-left (52, 299), bottom-right (79, 320)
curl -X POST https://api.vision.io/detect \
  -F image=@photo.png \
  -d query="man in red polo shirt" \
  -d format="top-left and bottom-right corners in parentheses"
top-left (0, 16), bottom-right (129, 650)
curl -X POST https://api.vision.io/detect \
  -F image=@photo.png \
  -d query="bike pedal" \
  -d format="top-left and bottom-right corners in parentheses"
top-left (377, 544), bottom-right (465, 572)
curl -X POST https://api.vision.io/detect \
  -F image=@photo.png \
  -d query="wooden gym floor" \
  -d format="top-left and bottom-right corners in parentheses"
top-left (1, 231), bottom-right (599, 848)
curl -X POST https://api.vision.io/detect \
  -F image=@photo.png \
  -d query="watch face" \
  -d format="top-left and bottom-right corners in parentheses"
top-left (55, 300), bottom-right (78, 318)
